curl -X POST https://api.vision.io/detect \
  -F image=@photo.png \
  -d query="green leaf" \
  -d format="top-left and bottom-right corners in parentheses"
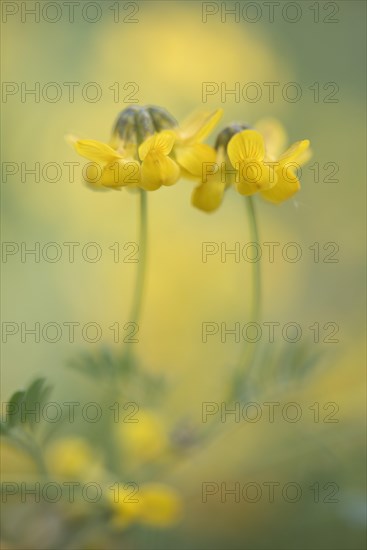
top-left (7, 390), bottom-right (25, 428)
top-left (4, 378), bottom-right (53, 431)
top-left (23, 378), bottom-right (52, 429)
top-left (0, 421), bottom-right (9, 435)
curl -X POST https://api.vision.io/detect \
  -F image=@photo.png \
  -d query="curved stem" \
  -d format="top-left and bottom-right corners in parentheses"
top-left (244, 195), bottom-right (261, 326)
top-left (122, 190), bottom-right (148, 366)
top-left (229, 196), bottom-right (262, 401)
top-left (128, 189), bottom-right (148, 327)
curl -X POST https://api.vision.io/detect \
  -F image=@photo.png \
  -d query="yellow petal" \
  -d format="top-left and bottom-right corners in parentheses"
top-left (101, 159), bottom-right (140, 188)
top-left (65, 133), bottom-right (78, 146)
top-left (236, 179), bottom-right (260, 196)
top-left (74, 139), bottom-right (122, 163)
top-left (260, 169), bottom-right (300, 204)
top-left (141, 153), bottom-right (180, 190)
top-left (83, 162), bottom-right (107, 189)
top-left (178, 109), bottom-right (223, 144)
top-left (297, 146), bottom-right (312, 166)
top-left (83, 159), bottom-right (140, 189)
top-left (255, 118), bottom-right (287, 160)
top-left (178, 166), bottom-right (198, 181)
top-left (139, 131), bottom-right (176, 160)
top-left (191, 178), bottom-right (225, 212)
top-left (279, 139), bottom-right (310, 165)
top-left (175, 143), bottom-right (217, 177)
top-left (227, 130), bottom-right (265, 167)
top-left (236, 160), bottom-right (277, 195)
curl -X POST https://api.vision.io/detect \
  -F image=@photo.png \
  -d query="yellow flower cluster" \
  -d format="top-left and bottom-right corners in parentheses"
top-left (45, 436), bottom-right (104, 480)
top-left (111, 410), bottom-right (182, 528)
top-left (43, 410), bottom-right (181, 529)
top-left (107, 482), bottom-right (182, 529)
top-left (69, 106), bottom-right (311, 212)
top-left (117, 409), bottom-right (169, 463)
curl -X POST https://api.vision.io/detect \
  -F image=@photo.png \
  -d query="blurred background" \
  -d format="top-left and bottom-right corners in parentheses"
top-left (1, 1), bottom-right (366, 549)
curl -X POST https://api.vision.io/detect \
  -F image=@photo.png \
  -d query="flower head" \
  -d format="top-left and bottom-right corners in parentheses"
top-left (45, 437), bottom-right (103, 480)
top-left (136, 483), bottom-right (182, 528)
top-left (116, 409), bottom-right (168, 463)
top-left (173, 109), bottom-right (223, 178)
top-left (192, 118), bottom-right (311, 212)
top-left (68, 105), bottom-right (221, 192)
top-left (108, 482), bottom-right (182, 529)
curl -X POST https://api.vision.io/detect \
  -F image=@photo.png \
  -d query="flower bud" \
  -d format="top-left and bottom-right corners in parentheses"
top-left (215, 122), bottom-right (252, 150)
top-left (112, 105), bottom-right (178, 149)
top-left (147, 106), bottom-right (178, 132)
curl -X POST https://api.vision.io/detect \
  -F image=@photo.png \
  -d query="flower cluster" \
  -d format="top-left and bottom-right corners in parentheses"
top-left (44, 410), bottom-right (182, 530)
top-left (69, 105), bottom-right (311, 212)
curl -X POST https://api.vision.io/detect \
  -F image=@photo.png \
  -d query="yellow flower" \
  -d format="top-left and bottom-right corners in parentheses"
top-left (107, 482), bottom-right (182, 529)
top-left (106, 484), bottom-right (141, 529)
top-left (245, 119), bottom-right (311, 204)
top-left (260, 136), bottom-right (311, 204)
top-left (227, 129), bottom-right (279, 195)
top-left (173, 109), bottom-right (223, 178)
top-left (71, 136), bottom-right (140, 189)
top-left (137, 483), bottom-right (182, 528)
top-left (191, 145), bottom-right (227, 213)
top-left (70, 130), bottom-right (181, 192)
top-left (68, 105), bottom-right (181, 191)
top-left (138, 131), bottom-right (180, 190)
top-left (191, 119), bottom-right (311, 212)
top-left (68, 106), bottom-right (221, 192)
top-left (45, 437), bottom-right (102, 479)
top-left (117, 410), bottom-right (168, 463)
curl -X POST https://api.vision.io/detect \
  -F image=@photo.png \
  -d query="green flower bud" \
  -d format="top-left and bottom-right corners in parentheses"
top-left (215, 122), bottom-right (252, 150)
top-left (112, 105), bottom-right (178, 147)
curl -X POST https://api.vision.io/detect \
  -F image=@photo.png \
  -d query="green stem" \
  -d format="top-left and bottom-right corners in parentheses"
top-left (129, 189), bottom-right (148, 327)
top-left (123, 190), bottom-right (148, 365)
top-left (244, 195), bottom-right (261, 326)
top-left (229, 196), bottom-right (262, 400)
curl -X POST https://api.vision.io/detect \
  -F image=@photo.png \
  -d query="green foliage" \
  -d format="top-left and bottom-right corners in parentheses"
top-left (1, 377), bottom-right (52, 434)
top-left (68, 346), bottom-right (166, 402)
top-left (232, 341), bottom-right (323, 402)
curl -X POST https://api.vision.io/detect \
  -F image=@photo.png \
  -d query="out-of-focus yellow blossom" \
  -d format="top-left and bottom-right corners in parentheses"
top-left (192, 118), bottom-right (311, 212)
top-left (106, 484), bottom-right (141, 529)
top-left (117, 410), bottom-right (168, 463)
top-left (68, 105), bottom-right (221, 192)
top-left (254, 117), bottom-right (287, 159)
top-left (173, 109), bottom-right (223, 178)
top-left (108, 482), bottom-right (182, 529)
top-left (137, 483), bottom-right (183, 527)
top-left (45, 437), bottom-right (102, 479)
